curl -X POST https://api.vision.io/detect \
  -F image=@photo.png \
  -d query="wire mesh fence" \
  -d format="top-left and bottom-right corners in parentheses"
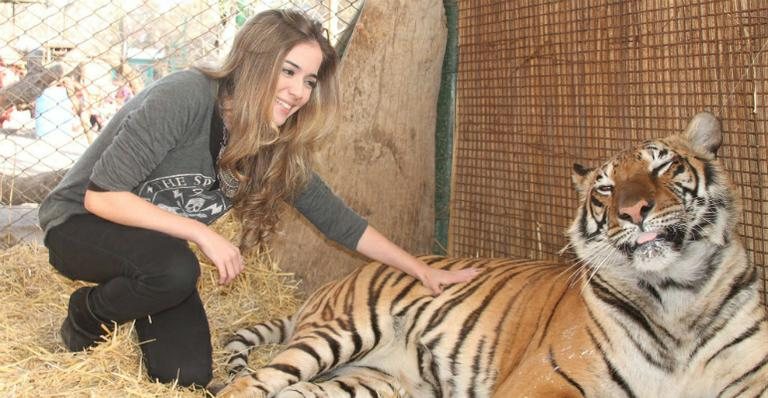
top-left (0, 0), bottom-right (363, 248)
top-left (453, 0), bottom-right (768, 305)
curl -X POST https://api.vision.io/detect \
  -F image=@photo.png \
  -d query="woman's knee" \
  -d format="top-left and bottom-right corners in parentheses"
top-left (140, 247), bottom-right (200, 304)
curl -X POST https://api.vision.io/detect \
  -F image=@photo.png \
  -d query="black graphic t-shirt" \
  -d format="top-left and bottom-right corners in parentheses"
top-left (137, 173), bottom-right (228, 222)
top-left (87, 172), bottom-right (229, 225)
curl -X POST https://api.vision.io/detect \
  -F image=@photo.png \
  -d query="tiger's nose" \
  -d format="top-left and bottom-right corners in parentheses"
top-left (618, 199), bottom-right (654, 224)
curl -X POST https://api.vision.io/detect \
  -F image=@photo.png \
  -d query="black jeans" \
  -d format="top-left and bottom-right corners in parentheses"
top-left (45, 214), bottom-right (213, 387)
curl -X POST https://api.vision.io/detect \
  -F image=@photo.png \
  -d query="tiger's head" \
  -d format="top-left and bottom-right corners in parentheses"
top-left (568, 112), bottom-right (740, 283)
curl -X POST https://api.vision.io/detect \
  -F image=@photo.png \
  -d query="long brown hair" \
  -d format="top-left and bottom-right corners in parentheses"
top-left (197, 9), bottom-right (340, 251)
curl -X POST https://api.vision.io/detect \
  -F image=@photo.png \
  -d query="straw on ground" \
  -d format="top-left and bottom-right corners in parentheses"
top-left (0, 215), bottom-right (301, 397)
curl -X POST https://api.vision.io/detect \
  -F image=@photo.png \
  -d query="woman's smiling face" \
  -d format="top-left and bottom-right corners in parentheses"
top-left (272, 41), bottom-right (322, 126)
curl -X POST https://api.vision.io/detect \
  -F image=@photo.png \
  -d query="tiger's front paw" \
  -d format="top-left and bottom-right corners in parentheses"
top-left (215, 376), bottom-right (269, 398)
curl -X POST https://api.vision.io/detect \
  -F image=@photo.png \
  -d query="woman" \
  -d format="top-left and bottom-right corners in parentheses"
top-left (38, 9), bottom-right (478, 388)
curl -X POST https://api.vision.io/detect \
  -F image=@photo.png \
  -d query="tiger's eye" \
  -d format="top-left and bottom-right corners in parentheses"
top-left (595, 185), bottom-right (614, 195)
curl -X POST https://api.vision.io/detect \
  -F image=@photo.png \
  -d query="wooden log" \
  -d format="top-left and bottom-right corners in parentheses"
top-left (270, 0), bottom-right (447, 294)
top-left (1, 169), bottom-right (67, 205)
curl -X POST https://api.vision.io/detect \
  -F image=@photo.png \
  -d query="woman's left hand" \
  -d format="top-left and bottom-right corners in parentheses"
top-left (355, 226), bottom-right (482, 296)
top-left (419, 266), bottom-right (480, 295)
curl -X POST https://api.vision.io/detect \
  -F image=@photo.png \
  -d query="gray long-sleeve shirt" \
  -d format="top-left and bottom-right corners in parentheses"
top-left (38, 69), bottom-right (367, 250)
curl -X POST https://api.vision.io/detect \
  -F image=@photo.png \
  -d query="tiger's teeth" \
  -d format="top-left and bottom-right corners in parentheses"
top-left (637, 232), bottom-right (658, 245)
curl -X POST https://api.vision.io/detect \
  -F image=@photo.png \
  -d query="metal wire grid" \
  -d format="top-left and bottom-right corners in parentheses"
top-left (0, 0), bottom-right (363, 248)
top-left (452, 0), bottom-right (768, 303)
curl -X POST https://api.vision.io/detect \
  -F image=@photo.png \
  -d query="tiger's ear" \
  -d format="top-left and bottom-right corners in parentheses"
top-left (684, 111), bottom-right (722, 157)
top-left (572, 163), bottom-right (593, 194)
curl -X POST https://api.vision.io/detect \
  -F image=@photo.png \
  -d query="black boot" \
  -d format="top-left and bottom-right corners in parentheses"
top-left (60, 286), bottom-right (114, 351)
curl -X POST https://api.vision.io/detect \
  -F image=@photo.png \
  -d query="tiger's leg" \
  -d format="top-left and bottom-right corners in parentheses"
top-left (275, 366), bottom-right (403, 398)
top-left (224, 318), bottom-right (292, 377)
top-left (217, 331), bottom-right (379, 398)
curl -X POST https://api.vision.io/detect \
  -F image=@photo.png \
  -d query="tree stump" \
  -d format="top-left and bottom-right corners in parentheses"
top-left (270, 0), bottom-right (447, 294)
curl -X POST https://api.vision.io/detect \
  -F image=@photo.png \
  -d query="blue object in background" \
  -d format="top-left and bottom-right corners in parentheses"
top-left (35, 86), bottom-right (77, 138)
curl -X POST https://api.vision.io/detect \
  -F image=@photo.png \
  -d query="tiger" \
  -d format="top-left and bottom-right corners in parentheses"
top-left (215, 112), bottom-right (768, 398)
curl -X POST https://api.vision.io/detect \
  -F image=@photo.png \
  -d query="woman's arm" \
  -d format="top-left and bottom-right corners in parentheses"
top-left (291, 174), bottom-right (478, 294)
top-left (84, 189), bottom-right (243, 284)
top-left (355, 225), bottom-right (479, 295)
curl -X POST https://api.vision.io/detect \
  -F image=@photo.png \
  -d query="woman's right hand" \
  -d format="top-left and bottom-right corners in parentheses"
top-left (194, 228), bottom-right (244, 285)
top-left (84, 189), bottom-right (245, 284)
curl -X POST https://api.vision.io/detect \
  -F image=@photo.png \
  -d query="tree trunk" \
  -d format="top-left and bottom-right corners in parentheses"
top-left (270, 0), bottom-right (447, 294)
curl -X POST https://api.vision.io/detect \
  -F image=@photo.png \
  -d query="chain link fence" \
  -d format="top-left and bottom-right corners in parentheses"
top-left (0, 0), bottom-right (363, 248)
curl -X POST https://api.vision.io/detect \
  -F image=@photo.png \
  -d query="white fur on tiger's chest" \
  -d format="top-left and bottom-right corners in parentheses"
top-left (609, 352), bottom-right (749, 398)
top-left (599, 311), bottom-right (768, 398)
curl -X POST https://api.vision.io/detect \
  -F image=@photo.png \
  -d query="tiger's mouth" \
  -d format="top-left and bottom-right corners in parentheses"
top-left (623, 225), bottom-right (686, 252)
top-left (610, 232), bottom-right (676, 272)
top-left (614, 226), bottom-right (690, 273)
top-left (635, 231), bottom-right (673, 258)
top-left (634, 238), bottom-right (667, 260)
top-left (617, 228), bottom-right (681, 259)
top-left (636, 231), bottom-right (659, 245)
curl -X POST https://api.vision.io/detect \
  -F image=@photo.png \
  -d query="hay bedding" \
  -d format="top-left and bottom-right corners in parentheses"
top-left (0, 216), bottom-right (302, 397)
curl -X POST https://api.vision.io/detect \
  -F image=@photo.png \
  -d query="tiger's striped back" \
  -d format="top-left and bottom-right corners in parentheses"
top-left (222, 257), bottom-right (593, 396)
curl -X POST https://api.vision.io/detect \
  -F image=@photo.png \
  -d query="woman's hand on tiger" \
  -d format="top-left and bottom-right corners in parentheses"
top-left (419, 266), bottom-right (480, 295)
